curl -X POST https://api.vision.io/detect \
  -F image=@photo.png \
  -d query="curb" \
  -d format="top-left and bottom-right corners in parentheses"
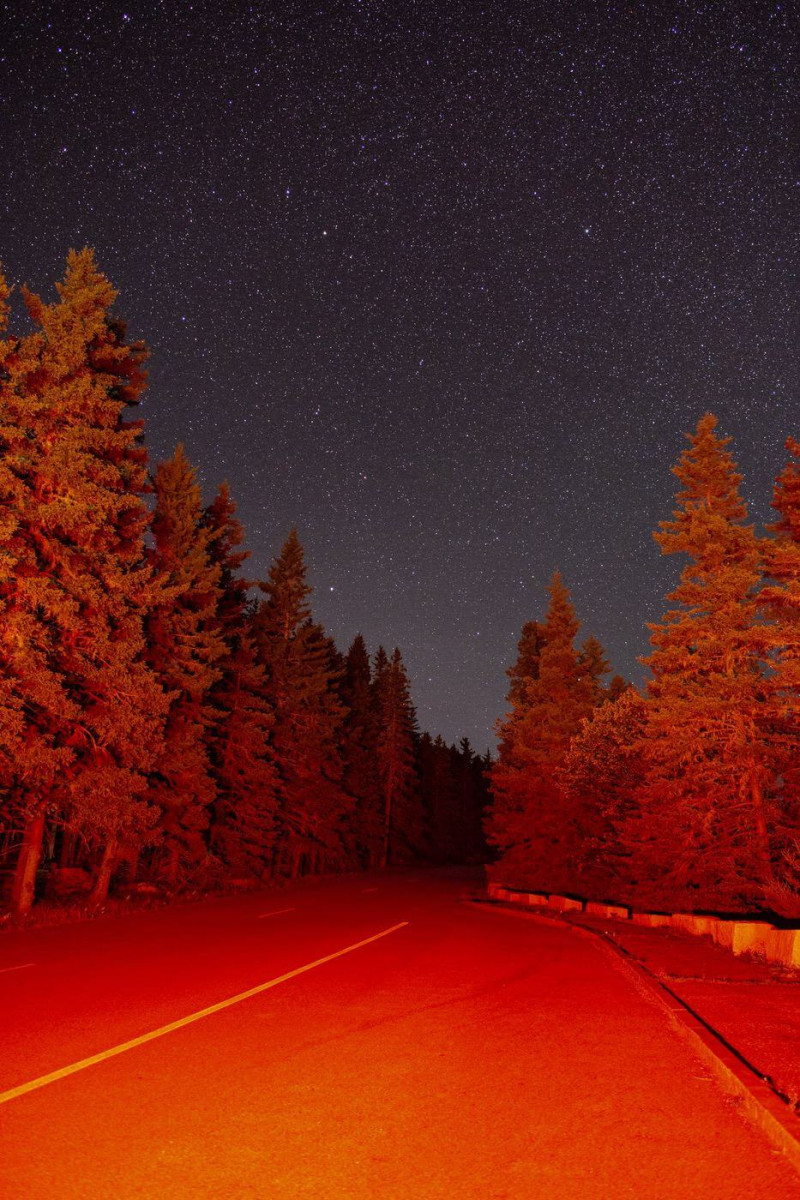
top-left (485, 881), bottom-right (800, 969)
top-left (475, 897), bottom-right (800, 1175)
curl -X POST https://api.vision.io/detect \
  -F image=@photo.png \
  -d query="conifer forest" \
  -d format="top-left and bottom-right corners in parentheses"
top-left (1, 252), bottom-right (798, 923)
top-left (0, 252), bottom-right (488, 917)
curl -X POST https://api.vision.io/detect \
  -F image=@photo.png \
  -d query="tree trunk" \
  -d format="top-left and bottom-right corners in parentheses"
top-left (90, 833), bottom-right (119, 906)
top-left (11, 810), bottom-right (46, 917)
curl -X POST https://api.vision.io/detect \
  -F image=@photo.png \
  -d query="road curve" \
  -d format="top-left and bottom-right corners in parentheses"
top-left (1, 868), bottom-right (798, 1199)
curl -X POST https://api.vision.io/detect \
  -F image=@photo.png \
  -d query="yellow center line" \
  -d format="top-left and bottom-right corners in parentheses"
top-left (0, 921), bottom-right (409, 1106)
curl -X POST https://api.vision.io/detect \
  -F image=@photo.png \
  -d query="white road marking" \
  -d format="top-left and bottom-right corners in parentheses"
top-left (0, 921), bottom-right (409, 1106)
top-left (257, 907), bottom-right (295, 919)
top-left (0, 963), bottom-right (35, 975)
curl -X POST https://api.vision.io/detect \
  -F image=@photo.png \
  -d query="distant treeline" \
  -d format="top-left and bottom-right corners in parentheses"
top-left (0, 251), bottom-right (488, 915)
top-left (486, 413), bottom-right (800, 916)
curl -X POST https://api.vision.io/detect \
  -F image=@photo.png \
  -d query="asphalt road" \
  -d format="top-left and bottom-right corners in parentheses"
top-left (1, 867), bottom-right (798, 1199)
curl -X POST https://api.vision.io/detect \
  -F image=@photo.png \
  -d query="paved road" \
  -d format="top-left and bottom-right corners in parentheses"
top-left (1, 868), bottom-right (798, 1199)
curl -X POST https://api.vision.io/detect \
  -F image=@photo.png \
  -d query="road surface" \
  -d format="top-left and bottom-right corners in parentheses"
top-left (1, 867), bottom-right (798, 1199)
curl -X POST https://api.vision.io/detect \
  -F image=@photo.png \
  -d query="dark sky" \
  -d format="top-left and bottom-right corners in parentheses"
top-left (2, 1), bottom-right (797, 750)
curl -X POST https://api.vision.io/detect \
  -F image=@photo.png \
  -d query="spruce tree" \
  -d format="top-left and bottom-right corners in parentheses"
top-left (486, 572), bottom-right (596, 890)
top-left (560, 687), bottom-right (648, 901)
top-left (373, 646), bottom-right (419, 866)
top-left (577, 634), bottom-right (610, 704)
top-left (760, 438), bottom-right (800, 907)
top-left (0, 251), bottom-right (169, 911)
top-left (145, 445), bottom-right (225, 883)
top-left (253, 530), bottom-right (347, 877)
top-left (339, 635), bottom-right (381, 867)
top-left (639, 413), bottom-right (772, 908)
top-left (507, 620), bottom-right (546, 705)
top-left (203, 483), bottom-right (278, 877)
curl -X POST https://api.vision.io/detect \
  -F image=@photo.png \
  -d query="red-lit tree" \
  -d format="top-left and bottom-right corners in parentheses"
top-left (486, 572), bottom-right (597, 890)
top-left (0, 251), bottom-right (170, 912)
top-left (339, 635), bottom-right (382, 867)
top-left (577, 634), bottom-right (610, 704)
top-left (560, 686), bottom-right (648, 901)
top-left (506, 620), bottom-right (546, 705)
top-left (373, 646), bottom-right (419, 866)
top-left (253, 531), bottom-right (348, 877)
top-left (760, 438), bottom-right (800, 909)
top-left (145, 445), bottom-right (225, 883)
top-left (203, 483), bottom-right (278, 877)
top-left (638, 414), bottom-right (773, 908)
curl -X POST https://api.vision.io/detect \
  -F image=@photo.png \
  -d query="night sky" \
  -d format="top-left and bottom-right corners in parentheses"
top-left (2, 1), bottom-right (797, 750)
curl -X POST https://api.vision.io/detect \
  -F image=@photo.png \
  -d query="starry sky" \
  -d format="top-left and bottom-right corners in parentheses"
top-left (1, 0), bottom-right (798, 750)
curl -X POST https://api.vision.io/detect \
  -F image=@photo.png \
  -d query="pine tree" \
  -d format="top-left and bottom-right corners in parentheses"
top-left (203, 483), bottom-right (278, 877)
top-left (253, 530), bottom-right (347, 877)
top-left (426, 735), bottom-right (461, 862)
top-left (560, 687), bottom-right (648, 901)
top-left (760, 438), bottom-right (800, 908)
top-left (486, 572), bottom-right (597, 890)
top-left (507, 620), bottom-right (547, 705)
top-left (145, 445), bottom-right (225, 883)
top-left (577, 634), bottom-right (610, 704)
top-left (339, 635), bottom-right (381, 867)
top-left (0, 251), bottom-right (169, 912)
top-left (373, 646), bottom-right (419, 866)
top-left (639, 413), bottom-right (772, 908)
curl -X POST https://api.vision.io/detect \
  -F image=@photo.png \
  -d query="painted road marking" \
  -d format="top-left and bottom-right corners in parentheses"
top-left (0, 921), bottom-right (409, 1106)
top-left (257, 907), bottom-right (295, 919)
top-left (0, 963), bottom-right (34, 975)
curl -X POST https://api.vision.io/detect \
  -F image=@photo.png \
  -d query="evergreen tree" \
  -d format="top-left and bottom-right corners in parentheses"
top-left (577, 634), bottom-right (610, 704)
top-left (639, 413), bottom-right (772, 908)
top-left (373, 646), bottom-right (419, 866)
top-left (486, 572), bottom-right (597, 890)
top-left (424, 734), bottom-right (460, 862)
top-left (253, 530), bottom-right (347, 877)
top-left (760, 438), bottom-right (800, 908)
top-left (507, 620), bottom-right (547, 705)
top-left (339, 635), bottom-right (381, 867)
top-left (203, 483), bottom-right (278, 877)
top-left (0, 251), bottom-right (169, 911)
top-left (561, 687), bottom-right (648, 901)
top-left (145, 445), bottom-right (225, 883)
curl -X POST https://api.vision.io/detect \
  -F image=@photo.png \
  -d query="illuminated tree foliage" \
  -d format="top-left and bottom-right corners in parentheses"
top-left (637, 414), bottom-right (773, 908)
top-left (145, 445), bottom-right (225, 883)
top-left (373, 646), bottom-right (419, 866)
top-left (339, 635), bottom-right (382, 867)
top-left (486, 572), bottom-right (599, 890)
top-left (203, 484), bottom-right (278, 877)
top-left (253, 531), bottom-right (349, 877)
top-left (760, 438), bottom-right (800, 905)
top-left (0, 254), bottom-right (490, 914)
top-left (0, 251), bottom-right (169, 912)
top-left (560, 686), bottom-right (647, 901)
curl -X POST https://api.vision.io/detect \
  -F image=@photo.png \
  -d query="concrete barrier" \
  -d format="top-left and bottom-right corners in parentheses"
top-left (547, 894), bottom-right (584, 913)
top-left (731, 921), bottom-right (774, 957)
top-left (671, 913), bottom-right (716, 938)
top-left (486, 883), bottom-right (800, 970)
top-left (631, 912), bottom-right (671, 927)
top-left (585, 901), bottom-right (631, 919)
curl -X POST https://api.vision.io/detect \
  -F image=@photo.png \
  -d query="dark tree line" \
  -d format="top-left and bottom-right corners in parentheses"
top-left (486, 415), bottom-right (800, 917)
top-left (0, 252), bottom-right (488, 915)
